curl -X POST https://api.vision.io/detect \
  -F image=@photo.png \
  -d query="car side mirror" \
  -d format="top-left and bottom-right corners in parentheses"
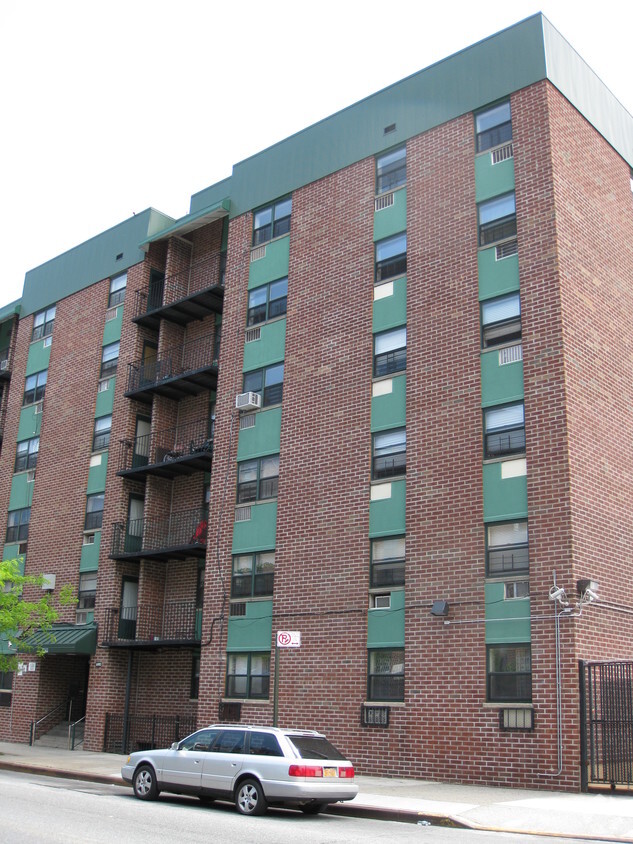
top-left (171, 742), bottom-right (180, 750)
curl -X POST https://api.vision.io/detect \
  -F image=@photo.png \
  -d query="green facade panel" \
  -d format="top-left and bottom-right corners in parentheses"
top-left (17, 406), bottom-right (42, 442)
top-left (371, 375), bottom-right (406, 432)
top-left (485, 582), bottom-right (531, 643)
top-left (480, 351), bottom-right (524, 407)
top-left (248, 237), bottom-right (290, 289)
top-left (373, 188), bottom-right (407, 241)
top-left (9, 473), bottom-right (34, 511)
top-left (102, 306), bottom-right (124, 345)
top-left (26, 340), bottom-right (51, 377)
top-left (232, 502), bottom-right (277, 554)
top-left (2, 546), bottom-right (24, 567)
top-left (483, 462), bottom-right (528, 522)
top-left (478, 249), bottom-right (519, 301)
top-left (80, 534), bottom-right (101, 572)
top-left (237, 408), bottom-right (282, 461)
top-left (474, 154), bottom-right (515, 202)
top-left (242, 319), bottom-right (286, 372)
top-left (94, 379), bottom-right (115, 416)
top-left (227, 600), bottom-right (273, 651)
top-left (367, 589), bottom-right (405, 647)
top-left (0, 318), bottom-right (14, 349)
top-left (372, 277), bottom-right (407, 334)
top-left (87, 453), bottom-right (108, 494)
top-left (369, 480), bottom-right (406, 537)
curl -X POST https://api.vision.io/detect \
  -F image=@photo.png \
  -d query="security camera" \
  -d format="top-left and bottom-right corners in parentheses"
top-left (549, 586), bottom-right (567, 602)
top-left (584, 588), bottom-right (599, 602)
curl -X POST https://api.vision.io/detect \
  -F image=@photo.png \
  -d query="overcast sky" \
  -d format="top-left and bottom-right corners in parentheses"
top-left (1, 0), bottom-right (631, 308)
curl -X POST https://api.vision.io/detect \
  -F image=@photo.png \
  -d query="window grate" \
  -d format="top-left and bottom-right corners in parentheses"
top-left (245, 326), bottom-right (261, 343)
top-left (498, 344), bottom-right (523, 366)
top-left (230, 602), bottom-right (247, 617)
top-left (491, 142), bottom-right (514, 164)
top-left (105, 306), bottom-right (119, 322)
top-left (499, 707), bottom-right (534, 731)
top-left (362, 705), bottom-right (390, 727)
top-left (250, 245), bottom-right (266, 263)
top-left (239, 413), bottom-right (256, 430)
top-left (496, 240), bottom-right (518, 260)
top-left (374, 192), bottom-right (395, 212)
top-left (235, 506), bottom-right (251, 522)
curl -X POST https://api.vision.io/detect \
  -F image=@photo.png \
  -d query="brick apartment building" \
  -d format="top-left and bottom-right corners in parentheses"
top-left (1, 14), bottom-right (633, 791)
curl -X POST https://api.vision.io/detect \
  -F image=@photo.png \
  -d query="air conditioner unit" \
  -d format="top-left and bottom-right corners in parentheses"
top-left (373, 594), bottom-right (391, 609)
top-left (0, 359), bottom-right (8, 371)
top-left (33, 401), bottom-right (43, 415)
top-left (235, 391), bottom-right (261, 411)
top-left (26, 470), bottom-right (35, 483)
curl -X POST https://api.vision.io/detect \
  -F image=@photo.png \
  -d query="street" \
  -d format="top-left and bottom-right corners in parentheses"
top-left (0, 770), bottom-right (598, 844)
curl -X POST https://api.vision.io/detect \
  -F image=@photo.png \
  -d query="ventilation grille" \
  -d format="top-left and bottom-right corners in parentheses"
top-left (97, 378), bottom-right (110, 393)
top-left (491, 142), bottom-right (513, 164)
top-left (245, 326), bottom-right (261, 343)
top-left (362, 705), bottom-right (390, 727)
top-left (375, 192), bottom-right (395, 212)
top-left (26, 470), bottom-right (35, 483)
top-left (498, 344), bottom-right (523, 366)
top-left (496, 240), bottom-right (518, 260)
top-left (500, 708), bottom-right (534, 731)
top-left (235, 506), bottom-right (251, 522)
top-left (230, 602), bottom-right (247, 617)
top-left (239, 413), bottom-right (256, 430)
top-left (105, 306), bottom-right (119, 322)
top-left (250, 245), bottom-right (266, 263)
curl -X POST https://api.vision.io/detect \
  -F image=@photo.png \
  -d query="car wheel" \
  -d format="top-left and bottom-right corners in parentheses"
top-left (301, 802), bottom-right (327, 815)
top-left (235, 778), bottom-right (267, 816)
top-left (133, 764), bottom-right (159, 800)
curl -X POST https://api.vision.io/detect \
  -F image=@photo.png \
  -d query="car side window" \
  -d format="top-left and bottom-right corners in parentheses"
top-left (211, 730), bottom-right (246, 754)
top-left (178, 729), bottom-right (219, 751)
top-left (248, 731), bottom-right (283, 757)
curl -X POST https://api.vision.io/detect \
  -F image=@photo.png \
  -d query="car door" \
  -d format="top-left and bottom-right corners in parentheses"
top-left (201, 730), bottom-right (245, 793)
top-left (160, 729), bottom-right (219, 791)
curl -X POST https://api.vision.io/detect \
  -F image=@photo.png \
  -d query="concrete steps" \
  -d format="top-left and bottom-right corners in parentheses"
top-left (34, 720), bottom-right (85, 749)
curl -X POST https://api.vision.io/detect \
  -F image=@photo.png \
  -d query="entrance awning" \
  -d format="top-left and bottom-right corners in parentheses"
top-left (24, 623), bottom-right (97, 655)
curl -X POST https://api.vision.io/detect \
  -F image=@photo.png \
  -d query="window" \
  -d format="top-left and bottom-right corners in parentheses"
top-left (504, 580), bottom-right (529, 600)
top-left (374, 327), bottom-right (406, 377)
top-left (77, 572), bottom-right (97, 623)
top-left (247, 278), bottom-right (288, 326)
top-left (15, 437), bottom-right (39, 472)
top-left (248, 731), bottom-right (283, 757)
top-left (226, 652), bottom-right (270, 699)
top-left (376, 147), bottom-right (406, 193)
top-left (232, 552), bottom-right (275, 598)
top-left (371, 536), bottom-right (405, 587)
top-left (0, 672), bottom-right (13, 707)
top-left (243, 363), bottom-right (284, 407)
top-left (32, 305), bottom-right (56, 342)
top-left (375, 233), bottom-right (406, 282)
top-left (252, 197), bottom-right (292, 246)
top-left (100, 342), bottom-right (120, 378)
top-left (479, 193), bottom-right (516, 246)
top-left (372, 428), bottom-right (406, 479)
top-left (23, 370), bottom-right (47, 405)
top-left (6, 508), bottom-right (30, 543)
top-left (487, 644), bottom-right (532, 702)
top-left (481, 293), bottom-right (521, 348)
top-left (92, 415), bottom-right (112, 451)
top-left (368, 648), bottom-right (404, 702)
top-left (237, 455), bottom-right (279, 503)
top-left (108, 273), bottom-right (127, 308)
top-left (487, 521), bottom-right (528, 575)
top-left (476, 101), bottom-right (512, 152)
top-left (84, 493), bottom-right (104, 531)
top-left (484, 402), bottom-right (525, 458)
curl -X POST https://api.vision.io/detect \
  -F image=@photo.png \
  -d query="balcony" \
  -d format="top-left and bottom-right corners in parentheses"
top-left (110, 507), bottom-right (208, 562)
top-left (0, 347), bottom-right (11, 382)
top-left (133, 255), bottom-right (224, 331)
top-left (118, 417), bottom-right (213, 481)
top-left (101, 601), bottom-right (202, 648)
top-left (125, 333), bottom-right (218, 403)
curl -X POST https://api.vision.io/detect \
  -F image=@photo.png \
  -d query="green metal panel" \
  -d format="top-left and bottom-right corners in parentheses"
top-left (474, 154), bottom-right (515, 202)
top-left (372, 277), bottom-right (407, 334)
top-left (478, 249), bottom-right (519, 300)
top-left (480, 350), bottom-right (524, 407)
top-left (87, 452), bottom-right (108, 494)
top-left (9, 473), bottom-right (34, 510)
top-left (485, 582), bottom-right (531, 643)
top-left (237, 407), bottom-right (282, 461)
top-left (102, 306), bottom-right (124, 345)
top-left (17, 406), bottom-right (42, 441)
top-left (367, 589), bottom-right (405, 647)
top-left (242, 319), bottom-right (286, 372)
top-left (369, 479), bottom-right (406, 537)
top-left (0, 300), bottom-right (21, 322)
top-left (371, 374), bottom-right (406, 432)
top-left (25, 340), bottom-right (51, 376)
top-left (373, 188), bottom-right (407, 241)
top-left (2, 546), bottom-right (25, 567)
top-left (0, 316), bottom-right (15, 347)
top-left (232, 502), bottom-right (277, 554)
top-left (248, 237), bottom-right (290, 289)
top-left (80, 533), bottom-right (101, 572)
top-left (227, 600), bottom-right (273, 651)
top-left (94, 378), bottom-right (115, 416)
top-left (483, 462), bottom-right (528, 522)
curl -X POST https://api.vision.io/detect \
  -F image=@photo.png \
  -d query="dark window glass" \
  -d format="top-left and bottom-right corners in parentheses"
top-left (237, 455), bottom-right (279, 503)
top-left (226, 653), bottom-right (270, 699)
top-left (488, 645), bottom-right (532, 702)
top-left (374, 327), bottom-right (406, 377)
top-left (484, 403), bottom-right (525, 458)
top-left (32, 306), bottom-right (56, 342)
top-left (23, 370), bottom-right (47, 405)
top-left (108, 273), bottom-right (127, 308)
top-left (476, 101), bottom-right (512, 152)
top-left (85, 494), bottom-right (104, 531)
top-left (371, 536), bottom-right (405, 587)
top-left (288, 736), bottom-right (347, 760)
top-left (248, 731), bottom-right (283, 757)
top-left (14, 437), bottom-right (39, 472)
top-left (376, 147), bottom-right (406, 193)
top-left (376, 233), bottom-right (406, 282)
top-left (479, 193), bottom-right (516, 246)
top-left (232, 552), bottom-right (275, 598)
top-left (6, 508), bottom-right (30, 543)
top-left (487, 521), bottom-right (528, 575)
top-left (368, 648), bottom-right (404, 702)
top-left (481, 293), bottom-right (521, 348)
top-left (372, 429), bottom-right (406, 479)
top-left (92, 415), bottom-right (112, 451)
top-left (100, 342), bottom-right (119, 377)
top-left (0, 671), bottom-right (13, 707)
top-left (247, 278), bottom-right (288, 326)
top-left (243, 363), bottom-right (284, 407)
top-left (253, 197), bottom-right (292, 246)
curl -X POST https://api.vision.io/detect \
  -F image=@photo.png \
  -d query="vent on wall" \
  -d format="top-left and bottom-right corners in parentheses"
top-left (235, 506), bottom-right (251, 522)
top-left (362, 706), bottom-right (390, 727)
top-left (500, 708), bottom-right (534, 731)
top-left (375, 192), bottom-right (395, 212)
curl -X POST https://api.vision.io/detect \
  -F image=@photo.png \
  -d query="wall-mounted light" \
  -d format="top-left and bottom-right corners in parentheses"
top-left (430, 600), bottom-right (449, 617)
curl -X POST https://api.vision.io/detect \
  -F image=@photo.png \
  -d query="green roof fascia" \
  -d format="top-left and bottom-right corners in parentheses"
top-left (20, 208), bottom-right (175, 318)
top-left (141, 198), bottom-right (231, 247)
top-left (23, 623), bottom-right (97, 655)
top-left (0, 299), bottom-right (21, 323)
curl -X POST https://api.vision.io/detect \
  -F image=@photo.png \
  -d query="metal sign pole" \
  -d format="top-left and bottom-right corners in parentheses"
top-left (273, 641), bottom-right (279, 727)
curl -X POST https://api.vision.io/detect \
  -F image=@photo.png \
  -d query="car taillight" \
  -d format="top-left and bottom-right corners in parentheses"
top-left (338, 766), bottom-right (355, 778)
top-left (288, 765), bottom-right (323, 777)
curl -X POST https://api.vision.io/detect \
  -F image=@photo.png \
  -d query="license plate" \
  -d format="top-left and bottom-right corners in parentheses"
top-left (324, 767), bottom-right (336, 777)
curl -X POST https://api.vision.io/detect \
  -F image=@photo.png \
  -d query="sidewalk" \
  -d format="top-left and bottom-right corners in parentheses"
top-left (1, 740), bottom-right (632, 841)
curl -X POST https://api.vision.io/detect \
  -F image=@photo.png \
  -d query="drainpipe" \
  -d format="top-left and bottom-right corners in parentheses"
top-left (122, 651), bottom-right (134, 754)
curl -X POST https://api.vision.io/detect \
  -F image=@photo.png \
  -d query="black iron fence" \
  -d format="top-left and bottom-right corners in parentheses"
top-left (126, 332), bottom-right (218, 395)
top-left (102, 601), bottom-right (201, 644)
top-left (111, 507), bottom-right (208, 558)
top-left (134, 253), bottom-right (224, 320)
top-left (104, 712), bottom-right (196, 754)
top-left (118, 417), bottom-right (213, 473)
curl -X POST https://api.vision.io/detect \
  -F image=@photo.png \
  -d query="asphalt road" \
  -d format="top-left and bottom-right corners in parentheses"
top-left (0, 770), bottom-right (593, 844)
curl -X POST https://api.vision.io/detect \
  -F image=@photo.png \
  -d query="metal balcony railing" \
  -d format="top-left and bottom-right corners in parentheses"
top-left (118, 417), bottom-right (213, 480)
top-left (110, 506), bottom-right (208, 562)
top-left (101, 601), bottom-right (202, 646)
top-left (125, 332), bottom-right (219, 403)
top-left (0, 346), bottom-right (12, 381)
top-left (133, 254), bottom-right (225, 330)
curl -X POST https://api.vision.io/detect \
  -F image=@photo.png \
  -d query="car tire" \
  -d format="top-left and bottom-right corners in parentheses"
top-left (133, 764), bottom-right (159, 801)
top-left (235, 778), bottom-right (267, 816)
top-left (301, 802), bottom-right (327, 815)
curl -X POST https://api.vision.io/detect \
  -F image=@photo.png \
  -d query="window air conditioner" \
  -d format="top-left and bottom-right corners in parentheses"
top-left (373, 594), bottom-right (391, 609)
top-left (235, 391), bottom-right (261, 411)
top-left (0, 360), bottom-right (8, 371)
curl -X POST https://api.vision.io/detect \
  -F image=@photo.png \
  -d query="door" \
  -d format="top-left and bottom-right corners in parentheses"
top-left (147, 270), bottom-right (165, 312)
top-left (125, 495), bottom-right (144, 553)
top-left (118, 578), bottom-right (138, 640)
top-left (162, 729), bottom-right (220, 790)
top-left (140, 342), bottom-right (157, 387)
top-left (132, 416), bottom-right (151, 468)
top-left (201, 730), bottom-right (245, 793)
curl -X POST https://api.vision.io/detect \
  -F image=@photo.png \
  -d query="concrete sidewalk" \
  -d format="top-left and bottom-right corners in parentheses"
top-left (1, 740), bottom-right (632, 841)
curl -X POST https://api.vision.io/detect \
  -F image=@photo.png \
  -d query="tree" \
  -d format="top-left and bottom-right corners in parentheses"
top-left (0, 558), bottom-right (76, 673)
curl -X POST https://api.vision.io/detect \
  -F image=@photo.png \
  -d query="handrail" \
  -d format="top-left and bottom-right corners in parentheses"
top-left (68, 715), bottom-right (86, 750)
top-left (29, 699), bottom-right (69, 746)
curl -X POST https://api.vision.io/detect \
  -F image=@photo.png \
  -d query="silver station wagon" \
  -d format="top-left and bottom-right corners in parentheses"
top-left (121, 724), bottom-right (358, 815)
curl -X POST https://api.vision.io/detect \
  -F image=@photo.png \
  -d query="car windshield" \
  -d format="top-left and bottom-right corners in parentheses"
top-left (287, 736), bottom-right (347, 760)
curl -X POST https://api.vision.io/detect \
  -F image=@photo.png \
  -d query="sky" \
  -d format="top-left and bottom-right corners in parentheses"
top-left (1, 0), bottom-right (632, 308)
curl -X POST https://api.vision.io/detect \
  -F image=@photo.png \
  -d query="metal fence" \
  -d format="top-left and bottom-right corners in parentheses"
top-left (111, 507), bottom-right (208, 558)
top-left (118, 416), bottom-right (213, 473)
top-left (134, 253), bottom-right (224, 319)
top-left (126, 332), bottom-right (218, 395)
top-left (104, 712), bottom-right (196, 754)
top-left (101, 601), bottom-right (201, 644)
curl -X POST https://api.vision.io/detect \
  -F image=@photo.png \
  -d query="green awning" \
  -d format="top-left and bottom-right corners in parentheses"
top-left (24, 624), bottom-right (97, 655)
top-left (140, 198), bottom-right (230, 247)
